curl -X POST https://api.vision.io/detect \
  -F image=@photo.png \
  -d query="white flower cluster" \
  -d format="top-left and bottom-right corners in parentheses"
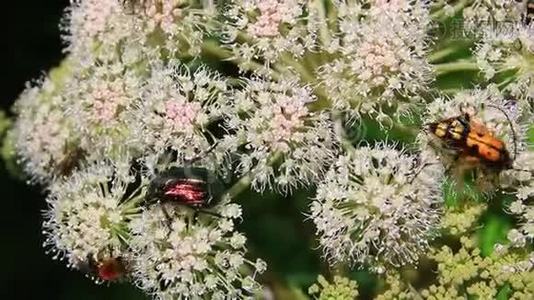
top-left (42, 157), bottom-right (264, 298)
top-left (12, 64), bottom-right (80, 182)
top-left (64, 62), bottom-right (144, 161)
top-left (64, 0), bottom-right (216, 66)
top-left (130, 0), bottom-right (218, 57)
top-left (463, 0), bottom-right (524, 33)
top-left (64, 0), bottom-right (136, 66)
top-left (310, 144), bottom-right (443, 268)
top-left (130, 203), bottom-right (266, 299)
top-left (43, 161), bottom-right (138, 268)
top-left (223, 0), bottom-right (314, 74)
top-left (130, 62), bottom-right (233, 172)
top-left (229, 76), bottom-right (336, 192)
top-left (319, 0), bottom-right (432, 121)
top-left (475, 24), bottom-right (534, 99)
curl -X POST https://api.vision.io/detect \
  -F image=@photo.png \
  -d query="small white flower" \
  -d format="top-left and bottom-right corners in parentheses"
top-left (310, 144), bottom-right (443, 268)
top-left (64, 0), bottom-right (139, 66)
top-left (474, 24), bottom-right (534, 100)
top-left (223, 0), bottom-right (314, 74)
top-left (463, 1), bottom-right (524, 33)
top-left (230, 76), bottom-right (337, 192)
top-left (129, 62), bottom-right (232, 173)
top-left (43, 160), bottom-right (143, 270)
top-left (129, 203), bottom-right (264, 299)
top-left (64, 62), bottom-right (143, 162)
top-left (12, 68), bottom-right (81, 182)
top-left (508, 228), bottom-right (527, 247)
top-left (319, 0), bottom-right (432, 122)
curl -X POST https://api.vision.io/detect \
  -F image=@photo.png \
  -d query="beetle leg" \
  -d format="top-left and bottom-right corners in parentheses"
top-left (444, 153), bottom-right (461, 175)
top-left (160, 204), bottom-right (174, 235)
top-left (196, 208), bottom-right (224, 219)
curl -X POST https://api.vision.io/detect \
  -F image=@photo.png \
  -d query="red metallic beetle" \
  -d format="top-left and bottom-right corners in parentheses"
top-left (143, 167), bottom-right (224, 210)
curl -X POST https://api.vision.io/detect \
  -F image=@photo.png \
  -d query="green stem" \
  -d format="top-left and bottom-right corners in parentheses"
top-left (275, 54), bottom-right (329, 101)
top-left (433, 60), bottom-right (479, 75)
top-left (225, 174), bottom-right (252, 199)
top-left (428, 44), bottom-right (464, 64)
top-left (224, 152), bottom-right (283, 199)
top-left (313, 0), bottom-right (331, 47)
top-left (200, 40), bottom-right (232, 60)
top-left (201, 40), bottom-right (281, 80)
top-left (431, 0), bottom-right (471, 21)
top-left (276, 54), bottom-right (316, 83)
top-left (497, 76), bottom-right (516, 89)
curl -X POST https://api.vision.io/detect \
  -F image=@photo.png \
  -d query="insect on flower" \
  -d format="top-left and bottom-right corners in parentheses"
top-left (426, 105), bottom-right (517, 172)
top-left (143, 144), bottom-right (225, 218)
top-left (78, 254), bottom-right (127, 282)
top-left (144, 166), bottom-right (224, 210)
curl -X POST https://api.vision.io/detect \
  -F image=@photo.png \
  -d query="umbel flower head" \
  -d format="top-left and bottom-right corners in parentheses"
top-left (223, 0), bottom-right (314, 74)
top-left (130, 62), bottom-right (232, 173)
top-left (129, 202), bottom-right (266, 299)
top-left (310, 144), bottom-right (443, 269)
top-left (64, 0), bottom-right (217, 68)
top-left (463, 0), bottom-right (524, 33)
top-left (501, 150), bottom-right (534, 245)
top-left (319, 0), bottom-right (433, 123)
top-left (421, 237), bottom-right (534, 299)
top-left (63, 0), bottom-right (139, 66)
top-left (42, 159), bottom-right (142, 272)
top-left (308, 275), bottom-right (359, 300)
top-left (126, 0), bottom-right (218, 57)
top-left (229, 76), bottom-right (336, 192)
top-left (12, 64), bottom-right (81, 182)
top-left (64, 61), bottom-right (144, 162)
top-left (475, 24), bottom-right (534, 100)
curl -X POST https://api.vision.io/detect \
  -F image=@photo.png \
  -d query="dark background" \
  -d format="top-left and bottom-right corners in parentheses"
top-left (2, 1), bottom-right (146, 299)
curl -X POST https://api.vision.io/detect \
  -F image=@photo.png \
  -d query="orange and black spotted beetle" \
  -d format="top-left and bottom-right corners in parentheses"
top-left (426, 103), bottom-right (520, 173)
top-left (426, 112), bottom-right (515, 171)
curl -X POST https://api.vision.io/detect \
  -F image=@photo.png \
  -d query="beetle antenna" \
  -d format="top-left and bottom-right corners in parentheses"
top-left (408, 161), bottom-right (440, 183)
top-left (485, 103), bottom-right (518, 161)
top-left (186, 142), bottom-right (219, 165)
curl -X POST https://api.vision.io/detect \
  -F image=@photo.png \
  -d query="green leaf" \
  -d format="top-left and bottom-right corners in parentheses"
top-left (478, 212), bottom-right (511, 257)
top-left (496, 283), bottom-right (512, 300)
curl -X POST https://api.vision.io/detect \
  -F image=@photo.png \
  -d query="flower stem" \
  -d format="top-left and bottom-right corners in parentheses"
top-left (275, 54), bottom-right (329, 101)
top-left (433, 60), bottom-right (479, 75)
top-left (226, 174), bottom-right (252, 199)
top-left (276, 54), bottom-right (316, 83)
top-left (224, 152), bottom-right (283, 199)
top-left (201, 40), bottom-right (281, 80)
top-left (428, 44), bottom-right (465, 64)
top-left (313, 0), bottom-right (331, 47)
top-left (431, 0), bottom-right (471, 21)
